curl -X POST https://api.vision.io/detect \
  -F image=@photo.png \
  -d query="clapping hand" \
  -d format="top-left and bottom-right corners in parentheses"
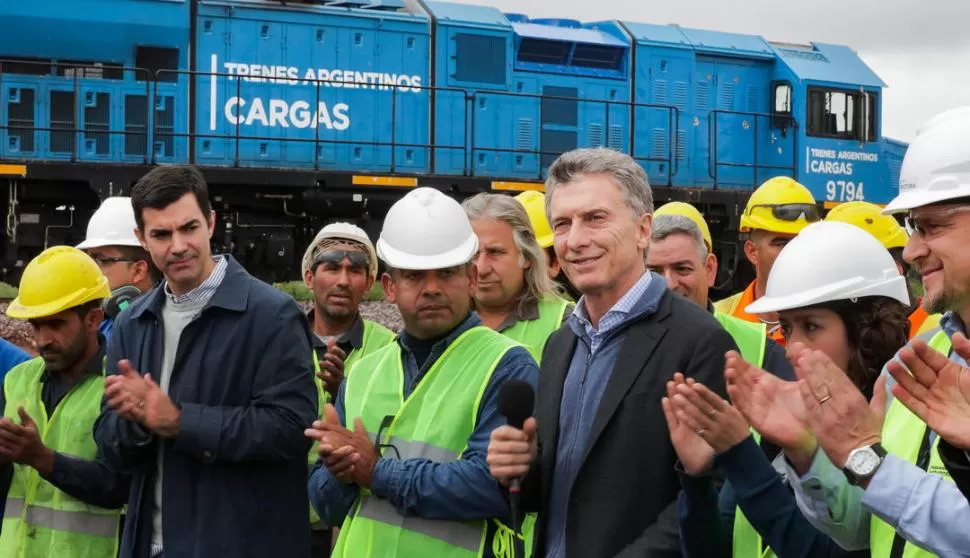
top-left (888, 332), bottom-right (970, 450)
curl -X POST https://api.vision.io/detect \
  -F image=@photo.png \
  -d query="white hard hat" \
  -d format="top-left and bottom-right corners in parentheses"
top-left (376, 187), bottom-right (478, 270)
top-left (745, 221), bottom-right (910, 314)
top-left (76, 197), bottom-right (141, 250)
top-left (882, 106), bottom-right (970, 215)
top-left (301, 222), bottom-right (378, 279)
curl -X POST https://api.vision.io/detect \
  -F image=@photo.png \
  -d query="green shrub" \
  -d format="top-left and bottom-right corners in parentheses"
top-left (274, 281), bottom-right (385, 302)
top-left (0, 282), bottom-right (17, 299)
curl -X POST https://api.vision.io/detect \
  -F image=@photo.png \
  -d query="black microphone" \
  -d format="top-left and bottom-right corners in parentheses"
top-left (102, 285), bottom-right (142, 319)
top-left (497, 379), bottom-right (535, 535)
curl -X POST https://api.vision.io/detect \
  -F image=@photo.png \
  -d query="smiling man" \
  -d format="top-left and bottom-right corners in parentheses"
top-left (93, 164), bottom-right (318, 558)
top-left (486, 148), bottom-right (737, 558)
top-left (306, 186), bottom-right (538, 558)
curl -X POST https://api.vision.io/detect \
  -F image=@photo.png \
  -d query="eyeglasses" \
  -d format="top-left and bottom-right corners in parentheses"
top-left (374, 414), bottom-right (400, 459)
top-left (747, 203), bottom-right (822, 223)
top-left (312, 250), bottom-right (369, 270)
top-left (91, 256), bottom-right (134, 267)
top-left (904, 205), bottom-right (970, 237)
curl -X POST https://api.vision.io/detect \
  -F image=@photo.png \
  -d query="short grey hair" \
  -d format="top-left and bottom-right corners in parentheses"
top-left (544, 147), bottom-right (654, 222)
top-left (651, 214), bottom-right (708, 261)
top-left (461, 193), bottom-right (562, 312)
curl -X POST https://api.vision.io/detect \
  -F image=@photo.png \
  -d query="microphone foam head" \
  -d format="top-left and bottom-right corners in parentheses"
top-left (498, 380), bottom-right (535, 429)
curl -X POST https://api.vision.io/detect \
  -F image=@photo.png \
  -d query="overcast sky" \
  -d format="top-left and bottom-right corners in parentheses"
top-left (449, 0), bottom-right (970, 143)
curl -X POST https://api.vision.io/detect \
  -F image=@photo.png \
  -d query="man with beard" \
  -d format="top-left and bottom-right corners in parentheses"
top-left (300, 222), bottom-right (395, 557)
top-left (305, 187), bottom-right (539, 558)
top-left (0, 245), bottom-right (129, 557)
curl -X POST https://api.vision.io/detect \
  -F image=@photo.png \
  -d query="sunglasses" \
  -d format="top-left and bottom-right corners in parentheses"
top-left (748, 203), bottom-right (822, 223)
top-left (312, 249), bottom-right (369, 270)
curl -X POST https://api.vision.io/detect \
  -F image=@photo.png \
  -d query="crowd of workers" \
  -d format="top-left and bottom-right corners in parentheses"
top-left (0, 105), bottom-right (967, 558)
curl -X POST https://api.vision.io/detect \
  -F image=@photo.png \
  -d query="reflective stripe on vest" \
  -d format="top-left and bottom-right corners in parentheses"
top-left (3, 498), bottom-right (118, 538)
top-left (501, 296), bottom-right (570, 362)
top-left (0, 357), bottom-right (120, 558)
top-left (308, 320), bottom-right (396, 527)
top-left (333, 326), bottom-right (521, 558)
top-left (731, 430), bottom-right (776, 558)
top-left (870, 329), bottom-right (953, 558)
top-left (714, 311), bottom-right (767, 369)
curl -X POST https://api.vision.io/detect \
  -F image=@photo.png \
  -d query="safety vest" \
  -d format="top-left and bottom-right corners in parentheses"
top-left (332, 326), bottom-right (522, 558)
top-left (501, 296), bottom-right (570, 362)
top-left (0, 357), bottom-right (120, 558)
top-left (308, 319), bottom-right (396, 526)
top-left (730, 430), bottom-right (777, 558)
top-left (714, 282), bottom-right (785, 346)
top-left (869, 330), bottom-right (953, 557)
top-left (908, 305), bottom-right (942, 340)
top-left (714, 311), bottom-right (767, 368)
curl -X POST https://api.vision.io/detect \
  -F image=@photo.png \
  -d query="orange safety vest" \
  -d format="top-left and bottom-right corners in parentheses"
top-left (908, 302), bottom-right (942, 340)
top-left (713, 281), bottom-right (786, 346)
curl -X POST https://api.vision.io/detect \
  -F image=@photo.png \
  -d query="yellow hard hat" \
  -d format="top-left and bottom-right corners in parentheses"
top-left (740, 176), bottom-right (820, 235)
top-left (7, 246), bottom-right (111, 320)
top-left (654, 202), bottom-right (712, 253)
top-left (825, 201), bottom-right (908, 250)
top-left (514, 190), bottom-right (553, 249)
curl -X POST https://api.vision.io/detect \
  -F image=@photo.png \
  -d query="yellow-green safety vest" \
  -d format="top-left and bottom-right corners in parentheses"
top-left (332, 326), bottom-right (524, 558)
top-left (500, 296), bottom-right (568, 558)
top-left (308, 319), bottom-right (396, 527)
top-left (501, 296), bottom-right (570, 362)
top-left (870, 329), bottom-right (953, 557)
top-left (731, 430), bottom-right (776, 558)
top-left (0, 357), bottom-right (121, 558)
top-left (714, 311), bottom-right (767, 369)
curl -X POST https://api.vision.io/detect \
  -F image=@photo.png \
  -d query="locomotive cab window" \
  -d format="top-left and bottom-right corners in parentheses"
top-left (807, 87), bottom-right (877, 141)
top-left (771, 81), bottom-right (792, 132)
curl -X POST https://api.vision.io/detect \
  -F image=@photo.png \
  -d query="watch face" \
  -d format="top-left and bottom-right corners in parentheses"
top-left (848, 448), bottom-right (881, 477)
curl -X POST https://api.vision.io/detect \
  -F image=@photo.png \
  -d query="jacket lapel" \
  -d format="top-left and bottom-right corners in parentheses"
top-left (578, 294), bottom-right (672, 468)
top-left (536, 328), bottom-right (577, 503)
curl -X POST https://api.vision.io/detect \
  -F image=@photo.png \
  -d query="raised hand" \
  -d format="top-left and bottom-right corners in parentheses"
top-left (662, 373), bottom-right (714, 476)
top-left (888, 332), bottom-right (970, 450)
top-left (724, 350), bottom-right (811, 451)
top-left (318, 338), bottom-right (347, 399)
top-left (671, 376), bottom-right (751, 454)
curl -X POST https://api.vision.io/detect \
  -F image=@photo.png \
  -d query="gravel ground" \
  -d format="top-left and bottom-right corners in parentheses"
top-left (0, 300), bottom-right (404, 356)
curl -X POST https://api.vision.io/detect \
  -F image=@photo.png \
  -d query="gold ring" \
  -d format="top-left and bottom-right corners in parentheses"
top-left (696, 429), bottom-right (706, 436)
top-left (818, 395), bottom-right (831, 405)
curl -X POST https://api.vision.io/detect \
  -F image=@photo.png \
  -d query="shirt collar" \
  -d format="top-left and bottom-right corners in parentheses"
top-left (940, 311), bottom-right (968, 338)
top-left (571, 271), bottom-right (653, 330)
top-left (494, 294), bottom-right (540, 332)
top-left (164, 255), bottom-right (227, 305)
top-left (307, 310), bottom-right (365, 351)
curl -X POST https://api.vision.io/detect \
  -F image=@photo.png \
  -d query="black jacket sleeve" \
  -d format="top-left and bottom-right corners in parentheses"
top-left (939, 439), bottom-right (970, 501)
top-left (762, 338), bottom-right (795, 381)
top-left (616, 326), bottom-right (737, 557)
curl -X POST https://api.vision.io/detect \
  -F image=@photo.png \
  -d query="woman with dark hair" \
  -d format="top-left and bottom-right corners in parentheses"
top-left (667, 221), bottom-right (911, 558)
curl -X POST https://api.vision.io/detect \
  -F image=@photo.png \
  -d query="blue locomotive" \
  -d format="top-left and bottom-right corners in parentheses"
top-left (0, 0), bottom-right (908, 288)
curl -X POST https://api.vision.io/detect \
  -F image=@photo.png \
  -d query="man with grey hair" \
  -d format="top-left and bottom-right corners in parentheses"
top-left (487, 147), bottom-right (738, 557)
top-left (462, 192), bottom-right (573, 361)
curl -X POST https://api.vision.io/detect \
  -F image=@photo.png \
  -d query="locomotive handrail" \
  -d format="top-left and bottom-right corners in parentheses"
top-left (0, 59), bottom-right (155, 165)
top-left (707, 109), bottom-right (798, 189)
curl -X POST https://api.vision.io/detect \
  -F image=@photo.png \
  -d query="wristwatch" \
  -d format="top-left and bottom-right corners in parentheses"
top-left (842, 442), bottom-right (887, 486)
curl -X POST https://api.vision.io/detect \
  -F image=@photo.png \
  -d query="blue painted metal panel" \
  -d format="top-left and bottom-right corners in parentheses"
top-left (1, 0), bottom-right (187, 66)
top-left (512, 23), bottom-right (627, 47)
top-left (771, 42), bottom-right (885, 88)
top-left (423, 1), bottom-right (511, 30)
top-left (630, 45), bottom-right (691, 187)
top-left (194, 3), bottom-right (431, 171)
top-left (620, 22), bottom-right (693, 48)
top-left (677, 27), bottom-right (776, 59)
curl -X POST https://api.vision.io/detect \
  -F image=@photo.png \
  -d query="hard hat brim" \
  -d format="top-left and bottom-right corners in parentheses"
top-left (6, 276), bottom-right (111, 320)
top-left (882, 179), bottom-right (970, 215)
top-left (76, 237), bottom-right (143, 250)
top-left (744, 275), bottom-right (910, 315)
top-left (376, 234), bottom-right (478, 271)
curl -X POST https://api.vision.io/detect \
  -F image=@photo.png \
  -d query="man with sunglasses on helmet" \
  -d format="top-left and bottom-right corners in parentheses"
top-left (714, 177), bottom-right (821, 345)
top-left (301, 223), bottom-right (396, 558)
